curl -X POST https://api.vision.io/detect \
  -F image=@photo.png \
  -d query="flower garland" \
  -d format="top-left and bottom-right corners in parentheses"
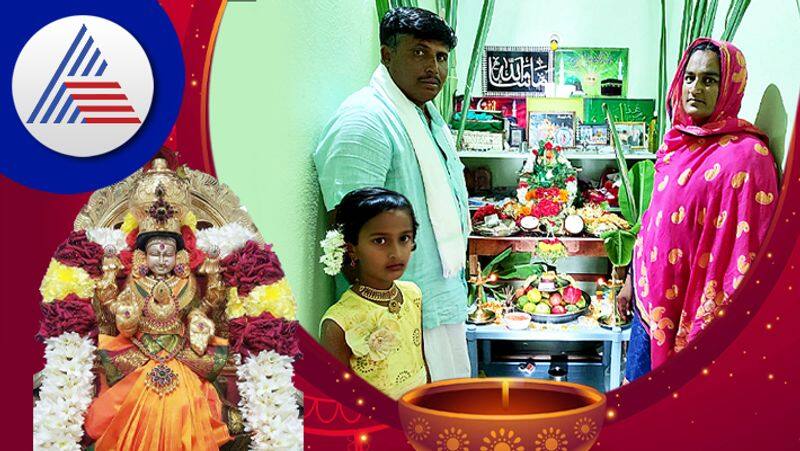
top-left (196, 222), bottom-right (258, 259)
top-left (236, 351), bottom-right (303, 450)
top-left (220, 238), bottom-right (302, 449)
top-left (33, 332), bottom-right (97, 451)
top-left (40, 259), bottom-right (97, 303)
top-left (86, 227), bottom-right (128, 254)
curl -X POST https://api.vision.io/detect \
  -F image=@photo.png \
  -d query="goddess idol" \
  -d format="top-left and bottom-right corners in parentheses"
top-left (33, 158), bottom-right (302, 450)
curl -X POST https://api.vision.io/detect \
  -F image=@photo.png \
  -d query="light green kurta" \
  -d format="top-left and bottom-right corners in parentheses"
top-left (313, 84), bottom-right (470, 329)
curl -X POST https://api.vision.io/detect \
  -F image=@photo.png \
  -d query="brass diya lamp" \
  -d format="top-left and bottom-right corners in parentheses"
top-left (399, 378), bottom-right (606, 451)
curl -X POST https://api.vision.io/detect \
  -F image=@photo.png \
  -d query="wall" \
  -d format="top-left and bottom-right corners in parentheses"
top-left (453, 0), bottom-right (663, 99)
top-left (665, 0), bottom-right (799, 168)
top-left (210, 0), bottom-right (380, 337)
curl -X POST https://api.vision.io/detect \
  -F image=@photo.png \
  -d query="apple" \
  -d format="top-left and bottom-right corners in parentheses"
top-left (549, 293), bottom-right (563, 307)
top-left (551, 305), bottom-right (567, 314)
top-left (562, 286), bottom-right (582, 305)
top-left (527, 289), bottom-right (542, 304)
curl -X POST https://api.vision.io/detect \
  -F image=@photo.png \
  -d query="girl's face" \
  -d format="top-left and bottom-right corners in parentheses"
top-left (349, 209), bottom-right (415, 289)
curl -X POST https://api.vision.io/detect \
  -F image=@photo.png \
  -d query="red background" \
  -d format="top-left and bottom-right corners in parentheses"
top-left (6, 2), bottom-right (799, 449)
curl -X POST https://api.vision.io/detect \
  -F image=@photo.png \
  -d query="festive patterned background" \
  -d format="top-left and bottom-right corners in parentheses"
top-left (5, 1), bottom-right (799, 449)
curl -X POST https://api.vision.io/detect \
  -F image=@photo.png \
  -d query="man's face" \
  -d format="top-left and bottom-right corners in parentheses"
top-left (381, 34), bottom-right (450, 107)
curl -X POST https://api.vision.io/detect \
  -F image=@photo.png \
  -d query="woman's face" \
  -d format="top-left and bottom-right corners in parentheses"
top-left (681, 49), bottom-right (721, 124)
top-left (146, 237), bottom-right (177, 277)
top-left (349, 209), bottom-right (415, 289)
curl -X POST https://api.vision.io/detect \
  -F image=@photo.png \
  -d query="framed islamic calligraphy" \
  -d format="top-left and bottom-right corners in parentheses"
top-left (482, 46), bottom-right (552, 97)
top-left (554, 47), bottom-right (629, 97)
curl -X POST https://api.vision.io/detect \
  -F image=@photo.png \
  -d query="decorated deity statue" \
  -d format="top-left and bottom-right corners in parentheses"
top-left (33, 158), bottom-right (303, 450)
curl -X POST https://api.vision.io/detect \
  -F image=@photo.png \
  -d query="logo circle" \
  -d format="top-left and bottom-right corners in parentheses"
top-left (12, 15), bottom-right (153, 158)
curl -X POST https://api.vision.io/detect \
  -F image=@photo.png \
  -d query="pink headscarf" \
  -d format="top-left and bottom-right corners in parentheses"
top-left (634, 38), bottom-right (778, 368)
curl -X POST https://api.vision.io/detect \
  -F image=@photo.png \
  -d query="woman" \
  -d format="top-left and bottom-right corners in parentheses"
top-left (622, 38), bottom-right (779, 381)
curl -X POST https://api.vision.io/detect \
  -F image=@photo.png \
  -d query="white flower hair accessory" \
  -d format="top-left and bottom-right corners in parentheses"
top-left (319, 229), bottom-right (346, 276)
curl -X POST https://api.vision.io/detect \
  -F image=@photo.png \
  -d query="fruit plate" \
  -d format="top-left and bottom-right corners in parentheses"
top-left (529, 292), bottom-right (591, 324)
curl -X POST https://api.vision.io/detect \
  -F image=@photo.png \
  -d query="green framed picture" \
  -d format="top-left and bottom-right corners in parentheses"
top-left (554, 47), bottom-right (629, 97)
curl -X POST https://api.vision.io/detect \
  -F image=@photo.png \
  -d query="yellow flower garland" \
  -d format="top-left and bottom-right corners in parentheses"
top-left (226, 278), bottom-right (296, 320)
top-left (39, 259), bottom-right (96, 303)
top-left (120, 212), bottom-right (138, 234)
top-left (183, 211), bottom-right (197, 232)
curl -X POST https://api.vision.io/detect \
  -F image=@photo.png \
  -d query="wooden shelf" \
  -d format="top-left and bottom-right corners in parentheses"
top-left (468, 235), bottom-right (607, 257)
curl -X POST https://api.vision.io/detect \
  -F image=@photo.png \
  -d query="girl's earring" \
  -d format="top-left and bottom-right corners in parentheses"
top-left (350, 257), bottom-right (358, 268)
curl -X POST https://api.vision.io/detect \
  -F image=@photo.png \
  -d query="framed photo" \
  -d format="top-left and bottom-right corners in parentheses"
top-left (614, 122), bottom-right (648, 149)
top-left (483, 46), bottom-right (552, 97)
top-left (455, 96), bottom-right (528, 130)
top-left (554, 47), bottom-right (629, 97)
top-left (527, 111), bottom-right (576, 147)
top-left (577, 124), bottom-right (610, 146)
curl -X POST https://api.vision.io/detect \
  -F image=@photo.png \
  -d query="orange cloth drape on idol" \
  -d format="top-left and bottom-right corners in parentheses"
top-left (84, 334), bottom-right (230, 450)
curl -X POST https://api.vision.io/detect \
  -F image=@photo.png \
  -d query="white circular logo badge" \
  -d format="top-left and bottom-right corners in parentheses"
top-left (12, 15), bottom-right (153, 158)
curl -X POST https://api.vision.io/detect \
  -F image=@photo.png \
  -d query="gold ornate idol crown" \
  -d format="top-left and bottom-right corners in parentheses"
top-left (129, 158), bottom-right (190, 235)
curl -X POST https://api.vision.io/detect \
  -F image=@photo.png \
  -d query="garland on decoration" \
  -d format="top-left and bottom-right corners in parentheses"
top-left (236, 350), bottom-right (304, 450)
top-left (196, 222), bottom-right (258, 259)
top-left (220, 237), bottom-right (303, 449)
top-left (33, 332), bottom-right (97, 451)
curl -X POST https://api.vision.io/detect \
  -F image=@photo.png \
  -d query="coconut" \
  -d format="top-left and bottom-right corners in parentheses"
top-left (564, 214), bottom-right (585, 235)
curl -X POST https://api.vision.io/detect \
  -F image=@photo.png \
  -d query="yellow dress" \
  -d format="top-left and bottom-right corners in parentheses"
top-left (321, 281), bottom-right (427, 399)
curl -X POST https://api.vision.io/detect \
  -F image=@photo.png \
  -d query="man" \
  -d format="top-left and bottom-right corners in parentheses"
top-left (314, 7), bottom-right (471, 381)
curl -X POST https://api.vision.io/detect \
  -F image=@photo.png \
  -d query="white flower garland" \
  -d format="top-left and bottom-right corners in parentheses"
top-left (33, 332), bottom-right (96, 451)
top-left (236, 351), bottom-right (303, 450)
top-left (196, 222), bottom-right (258, 258)
top-left (319, 229), bottom-right (346, 276)
top-left (86, 227), bottom-right (128, 253)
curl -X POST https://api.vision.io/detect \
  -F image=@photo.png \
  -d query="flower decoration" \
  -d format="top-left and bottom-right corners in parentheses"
top-left (120, 211), bottom-right (138, 234)
top-left (536, 238), bottom-right (568, 265)
top-left (37, 294), bottom-right (97, 342)
top-left (345, 309), bottom-right (401, 362)
top-left (228, 311), bottom-right (301, 359)
top-left (319, 229), bottom-right (346, 276)
top-left (222, 241), bottom-right (285, 296)
top-left (181, 225), bottom-right (206, 270)
top-left (196, 222), bottom-right (258, 259)
top-left (235, 350), bottom-right (303, 450)
top-left (182, 210), bottom-right (198, 232)
top-left (40, 259), bottom-right (96, 303)
top-left (226, 279), bottom-right (296, 320)
top-left (86, 227), bottom-right (128, 254)
top-left (33, 333), bottom-right (96, 451)
top-left (53, 230), bottom-right (104, 278)
top-left (472, 204), bottom-right (509, 224)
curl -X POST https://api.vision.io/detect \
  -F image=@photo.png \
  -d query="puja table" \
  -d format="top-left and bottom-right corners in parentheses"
top-left (466, 317), bottom-right (631, 392)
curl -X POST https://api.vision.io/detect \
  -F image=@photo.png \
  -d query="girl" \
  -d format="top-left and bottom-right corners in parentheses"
top-left (319, 187), bottom-right (430, 399)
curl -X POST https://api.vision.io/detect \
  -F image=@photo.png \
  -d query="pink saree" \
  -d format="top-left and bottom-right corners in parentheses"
top-left (633, 38), bottom-right (779, 368)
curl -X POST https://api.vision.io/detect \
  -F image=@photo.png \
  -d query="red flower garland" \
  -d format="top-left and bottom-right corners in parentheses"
top-left (53, 230), bottom-right (104, 278)
top-left (221, 241), bottom-right (285, 297)
top-left (228, 312), bottom-right (301, 359)
top-left (37, 294), bottom-right (98, 342)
